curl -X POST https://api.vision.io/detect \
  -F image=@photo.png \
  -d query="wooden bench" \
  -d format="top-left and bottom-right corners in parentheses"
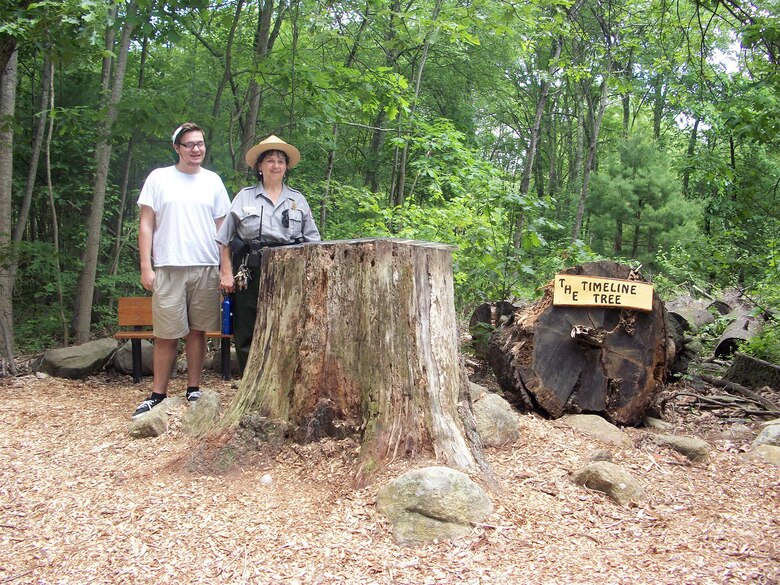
top-left (114, 296), bottom-right (232, 383)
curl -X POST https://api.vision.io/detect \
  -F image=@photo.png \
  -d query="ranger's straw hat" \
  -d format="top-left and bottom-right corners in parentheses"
top-left (245, 135), bottom-right (301, 169)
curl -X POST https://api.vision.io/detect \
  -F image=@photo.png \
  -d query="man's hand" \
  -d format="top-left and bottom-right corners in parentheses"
top-left (141, 267), bottom-right (156, 292)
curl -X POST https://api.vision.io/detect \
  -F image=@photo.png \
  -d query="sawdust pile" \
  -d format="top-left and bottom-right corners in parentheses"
top-left (1, 371), bottom-right (778, 584)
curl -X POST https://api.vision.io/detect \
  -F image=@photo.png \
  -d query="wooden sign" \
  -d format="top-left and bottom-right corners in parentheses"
top-left (553, 274), bottom-right (654, 312)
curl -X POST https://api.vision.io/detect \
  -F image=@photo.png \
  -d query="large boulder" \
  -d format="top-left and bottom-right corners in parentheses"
top-left (129, 396), bottom-right (186, 439)
top-left (376, 466), bottom-right (493, 545)
top-left (182, 389), bottom-right (221, 437)
top-left (113, 339), bottom-right (154, 376)
top-left (571, 461), bottom-right (646, 505)
top-left (37, 338), bottom-right (117, 379)
top-left (752, 423), bottom-right (780, 449)
top-left (650, 434), bottom-right (712, 463)
top-left (562, 414), bottom-right (633, 448)
top-left (469, 384), bottom-right (521, 447)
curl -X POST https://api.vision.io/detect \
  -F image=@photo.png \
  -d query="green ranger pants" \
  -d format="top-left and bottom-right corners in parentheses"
top-left (232, 264), bottom-right (260, 376)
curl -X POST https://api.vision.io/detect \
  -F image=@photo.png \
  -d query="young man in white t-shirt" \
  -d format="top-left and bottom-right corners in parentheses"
top-left (131, 123), bottom-right (231, 419)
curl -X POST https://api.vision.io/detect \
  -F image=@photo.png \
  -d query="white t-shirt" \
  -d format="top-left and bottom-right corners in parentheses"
top-left (138, 165), bottom-right (230, 267)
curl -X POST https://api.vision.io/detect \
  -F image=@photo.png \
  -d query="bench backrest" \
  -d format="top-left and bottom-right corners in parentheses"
top-left (117, 296), bottom-right (153, 327)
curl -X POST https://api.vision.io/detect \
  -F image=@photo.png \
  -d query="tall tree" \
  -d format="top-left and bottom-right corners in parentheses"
top-left (73, 1), bottom-right (137, 343)
top-left (0, 50), bottom-right (17, 374)
top-left (236, 0), bottom-right (286, 171)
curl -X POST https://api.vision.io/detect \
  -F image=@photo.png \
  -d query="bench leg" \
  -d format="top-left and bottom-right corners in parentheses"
top-left (221, 337), bottom-right (231, 381)
top-left (131, 339), bottom-right (143, 383)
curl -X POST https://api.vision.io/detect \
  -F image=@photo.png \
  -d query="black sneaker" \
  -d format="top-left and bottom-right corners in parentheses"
top-left (131, 396), bottom-right (165, 420)
top-left (186, 389), bottom-right (202, 403)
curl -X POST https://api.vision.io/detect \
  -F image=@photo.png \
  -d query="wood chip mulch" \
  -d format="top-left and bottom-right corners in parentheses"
top-left (1, 371), bottom-right (778, 584)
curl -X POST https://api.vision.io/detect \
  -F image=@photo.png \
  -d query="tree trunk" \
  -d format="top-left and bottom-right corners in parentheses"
top-left (13, 54), bottom-right (50, 243)
top-left (236, 0), bottom-right (284, 171)
top-left (0, 50), bottom-right (17, 375)
top-left (392, 0), bottom-right (442, 207)
top-left (714, 305), bottom-right (764, 358)
top-left (487, 261), bottom-right (668, 425)
top-left (682, 117), bottom-right (699, 197)
top-left (43, 68), bottom-right (68, 344)
top-left (724, 352), bottom-right (780, 391)
top-left (364, 0), bottom-right (400, 193)
top-left (73, 3), bottom-right (136, 343)
top-left (208, 0), bottom-right (244, 159)
top-left (571, 76), bottom-right (609, 241)
top-left (514, 38), bottom-right (561, 250)
top-left (217, 239), bottom-right (486, 477)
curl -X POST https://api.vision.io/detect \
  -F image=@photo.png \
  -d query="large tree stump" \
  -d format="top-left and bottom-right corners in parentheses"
top-left (217, 238), bottom-right (485, 475)
top-left (487, 261), bottom-right (668, 425)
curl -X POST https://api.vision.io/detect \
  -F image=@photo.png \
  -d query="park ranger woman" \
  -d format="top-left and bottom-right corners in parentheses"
top-left (216, 135), bottom-right (321, 375)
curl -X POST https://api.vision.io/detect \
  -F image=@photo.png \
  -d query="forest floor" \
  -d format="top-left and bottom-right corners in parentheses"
top-left (1, 365), bottom-right (778, 585)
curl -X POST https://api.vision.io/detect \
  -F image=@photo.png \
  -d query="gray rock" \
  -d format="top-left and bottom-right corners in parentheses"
top-left (207, 347), bottom-right (239, 374)
top-left (472, 392), bottom-right (520, 447)
top-left (751, 424), bottom-right (780, 448)
top-left (571, 461), bottom-right (646, 505)
top-left (182, 389), bottom-right (221, 437)
top-left (561, 414), bottom-right (633, 448)
top-left (38, 338), bottom-right (117, 379)
top-left (113, 340), bottom-right (154, 376)
top-left (651, 434), bottom-right (711, 462)
top-left (745, 444), bottom-right (780, 466)
top-left (468, 382), bottom-right (488, 402)
top-left (643, 416), bottom-right (674, 431)
top-left (129, 396), bottom-right (185, 439)
top-left (376, 466), bottom-right (493, 545)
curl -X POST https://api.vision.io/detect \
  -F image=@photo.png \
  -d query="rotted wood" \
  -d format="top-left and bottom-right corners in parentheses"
top-left (700, 372), bottom-right (780, 412)
top-left (665, 296), bottom-right (716, 331)
top-left (468, 300), bottom-right (523, 359)
top-left (487, 261), bottom-right (668, 426)
top-left (723, 352), bottom-right (780, 391)
top-left (714, 305), bottom-right (764, 358)
top-left (215, 238), bottom-right (488, 477)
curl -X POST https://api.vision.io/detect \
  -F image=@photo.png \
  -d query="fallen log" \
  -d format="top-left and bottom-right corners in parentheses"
top-left (487, 261), bottom-right (668, 426)
top-left (701, 373), bottom-right (780, 412)
top-left (665, 296), bottom-right (715, 331)
top-left (468, 300), bottom-right (522, 359)
top-left (714, 306), bottom-right (764, 357)
top-left (723, 352), bottom-right (780, 390)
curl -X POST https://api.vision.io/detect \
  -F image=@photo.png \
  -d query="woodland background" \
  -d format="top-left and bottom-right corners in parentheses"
top-left (0, 0), bottom-right (779, 372)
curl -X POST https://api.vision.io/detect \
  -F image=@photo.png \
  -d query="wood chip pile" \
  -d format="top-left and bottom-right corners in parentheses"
top-left (1, 371), bottom-right (778, 584)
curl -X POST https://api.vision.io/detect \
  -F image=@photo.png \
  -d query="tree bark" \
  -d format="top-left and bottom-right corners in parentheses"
top-left (73, 3), bottom-right (135, 343)
top-left (571, 76), bottom-right (609, 241)
top-left (43, 66), bottom-right (68, 344)
top-left (236, 0), bottom-right (284, 172)
top-left (364, 0), bottom-right (400, 194)
top-left (513, 37), bottom-right (562, 250)
top-left (0, 50), bottom-right (17, 374)
top-left (13, 54), bottom-right (50, 243)
top-left (217, 239), bottom-right (486, 477)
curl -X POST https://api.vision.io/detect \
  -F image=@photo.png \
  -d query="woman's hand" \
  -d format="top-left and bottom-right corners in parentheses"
top-left (220, 271), bottom-right (235, 294)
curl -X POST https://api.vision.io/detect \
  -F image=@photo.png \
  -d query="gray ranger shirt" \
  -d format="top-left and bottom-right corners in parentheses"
top-left (215, 182), bottom-right (321, 247)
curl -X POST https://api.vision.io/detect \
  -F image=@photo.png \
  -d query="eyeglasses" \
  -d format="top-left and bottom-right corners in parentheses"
top-left (180, 141), bottom-right (206, 150)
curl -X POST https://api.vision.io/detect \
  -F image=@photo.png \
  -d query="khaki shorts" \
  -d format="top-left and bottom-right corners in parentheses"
top-left (152, 266), bottom-right (220, 339)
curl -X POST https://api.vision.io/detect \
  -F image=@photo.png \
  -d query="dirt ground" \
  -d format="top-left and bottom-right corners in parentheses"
top-left (1, 368), bottom-right (778, 585)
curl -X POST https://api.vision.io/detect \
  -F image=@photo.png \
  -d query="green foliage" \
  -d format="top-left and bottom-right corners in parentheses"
top-left (6, 0), bottom-right (780, 355)
top-left (743, 322), bottom-right (780, 363)
top-left (741, 275), bottom-right (780, 362)
top-left (587, 135), bottom-right (702, 267)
